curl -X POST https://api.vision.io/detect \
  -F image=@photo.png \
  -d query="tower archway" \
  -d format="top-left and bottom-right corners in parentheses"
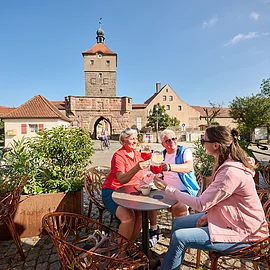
top-left (93, 117), bottom-right (111, 139)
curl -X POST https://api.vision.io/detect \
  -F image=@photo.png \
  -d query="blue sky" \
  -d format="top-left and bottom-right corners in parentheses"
top-left (0, 0), bottom-right (269, 108)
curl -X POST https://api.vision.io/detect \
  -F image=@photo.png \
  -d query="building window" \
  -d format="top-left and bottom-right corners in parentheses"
top-left (178, 105), bottom-right (182, 111)
top-left (103, 78), bottom-right (109, 85)
top-left (29, 124), bottom-right (38, 133)
top-left (163, 95), bottom-right (166, 101)
top-left (90, 60), bottom-right (94, 65)
top-left (169, 96), bottom-right (173, 101)
top-left (166, 105), bottom-right (170, 110)
top-left (99, 73), bottom-right (102, 78)
top-left (100, 89), bottom-right (103, 94)
top-left (106, 60), bottom-right (110, 65)
top-left (166, 88), bottom-right (168, 92)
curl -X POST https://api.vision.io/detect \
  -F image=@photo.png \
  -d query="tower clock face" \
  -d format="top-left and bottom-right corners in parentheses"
top-left (98, 54), bottom-right (102, 58)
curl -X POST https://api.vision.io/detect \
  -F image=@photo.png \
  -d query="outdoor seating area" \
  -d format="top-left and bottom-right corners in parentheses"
top-left (1, 140), bottom-right (270, 269)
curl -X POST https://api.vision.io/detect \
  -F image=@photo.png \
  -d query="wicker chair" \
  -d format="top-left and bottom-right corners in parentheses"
top-left (43, 212), bottom-right (149, 270)
top-left (84, 166), bottom-right (113, 223)
top-left (0, 174), bottom-right (28, 260)
top-left (208, 189), bottom-right (270, 270)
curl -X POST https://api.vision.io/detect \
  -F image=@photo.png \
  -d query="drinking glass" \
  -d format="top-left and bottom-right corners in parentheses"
top-left (140, 145), bottom-right (152, 161)
top-left (152, 151), bottom-right (163, 164)
top-left (150, 151), bottom-right (163, 175)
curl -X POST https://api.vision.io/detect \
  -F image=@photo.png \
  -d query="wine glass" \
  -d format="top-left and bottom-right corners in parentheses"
top-left (150, 151), bottom-right (163, 175)
top-left (140, 145), bottom-right (152, 161)
top-left (152, 151), bottom-right (163, 164)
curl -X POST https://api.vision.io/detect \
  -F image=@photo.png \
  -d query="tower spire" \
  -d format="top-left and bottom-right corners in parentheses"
top-left (96, 18), bottom-right (105, 44)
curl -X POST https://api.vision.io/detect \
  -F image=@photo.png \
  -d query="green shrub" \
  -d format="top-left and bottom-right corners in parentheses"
top-left (4, 126), bottom-right (94, 194)
top-left (193, 139), bottom-right (215, 176)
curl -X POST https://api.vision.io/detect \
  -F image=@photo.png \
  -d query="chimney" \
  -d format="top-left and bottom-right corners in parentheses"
top-left (156, 82), bottom-right (161, 93)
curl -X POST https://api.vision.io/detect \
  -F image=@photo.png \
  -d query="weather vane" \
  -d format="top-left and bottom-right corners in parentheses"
top-left (99, 17), bottom-right (102, 27)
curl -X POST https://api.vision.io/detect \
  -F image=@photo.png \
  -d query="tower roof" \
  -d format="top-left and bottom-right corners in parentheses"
top-left (82, 43), bottom-right (116, 55)
top-left (82, 19), bottom-right (116, 56)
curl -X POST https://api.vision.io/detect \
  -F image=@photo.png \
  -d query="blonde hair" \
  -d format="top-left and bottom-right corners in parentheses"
top-left (119, 128), bottom-right (137, 145)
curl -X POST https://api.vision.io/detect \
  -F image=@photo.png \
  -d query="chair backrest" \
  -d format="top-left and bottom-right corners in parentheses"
top-left (257, 189), bottom-right (270, 226)
top-left (42, 212), bottom-right (149, 270)
top-left (194, 169), bottom-right (208, 196)
top-left (84, 166), bottom-right (110, 206)
top-left (262, 164), bottom-right (270, 189)
top-left (0, 174), bottom-right (28, 218)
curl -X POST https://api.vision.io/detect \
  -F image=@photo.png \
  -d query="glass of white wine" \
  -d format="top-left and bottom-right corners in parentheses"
top-left (150, 151), bottom-right (164, 175)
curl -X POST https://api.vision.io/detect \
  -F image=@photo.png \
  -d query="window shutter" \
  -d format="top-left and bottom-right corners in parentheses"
top-left (39, 124), bottom-right (44, 131)
top-left (21, 124), bottom-right (27, 134)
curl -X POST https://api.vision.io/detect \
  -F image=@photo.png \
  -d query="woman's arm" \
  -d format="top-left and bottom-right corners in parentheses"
top-left (116, 160), bottom-right (149, 184)
top-left (155, 166), bottom-right (237, 212)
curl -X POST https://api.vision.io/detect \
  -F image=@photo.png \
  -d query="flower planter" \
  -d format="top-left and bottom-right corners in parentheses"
top-left (0, 191), bottom-right (83, 241)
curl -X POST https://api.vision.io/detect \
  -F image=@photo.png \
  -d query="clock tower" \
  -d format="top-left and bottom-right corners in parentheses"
top-left (82, 20), bottom-right (117, 97)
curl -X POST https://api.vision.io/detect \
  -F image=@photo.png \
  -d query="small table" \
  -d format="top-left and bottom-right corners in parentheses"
top-left (112, 185), bottom-right (177, 257)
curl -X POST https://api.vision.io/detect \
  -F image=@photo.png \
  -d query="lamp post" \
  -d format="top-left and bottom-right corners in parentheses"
top-left (149, 105), bottom-right (164, 143)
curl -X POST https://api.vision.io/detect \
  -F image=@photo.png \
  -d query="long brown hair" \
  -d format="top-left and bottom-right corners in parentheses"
top-left (206, 126), bottom-right (255, 172)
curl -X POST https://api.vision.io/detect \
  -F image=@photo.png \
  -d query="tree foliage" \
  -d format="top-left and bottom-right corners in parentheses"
top-left (169, 116), bottom-right (180, 127)
top-left (229, 94), bottom-right (270, 140)
top-left (202, 102), bottom-right (222, 126)
top-left (147, 103), bottom-right (171, 130)
top-left (260, 78), bottom-right (270, 97)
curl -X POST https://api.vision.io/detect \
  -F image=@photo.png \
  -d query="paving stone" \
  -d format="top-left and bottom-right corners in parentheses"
top-left (35, 262), bottom-right (48, 270)
top-left (48, 260), bottom-right (61, 270)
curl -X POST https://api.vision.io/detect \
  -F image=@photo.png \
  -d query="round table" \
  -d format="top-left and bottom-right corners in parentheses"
top-left (112, 185), bottom-right (177, 257)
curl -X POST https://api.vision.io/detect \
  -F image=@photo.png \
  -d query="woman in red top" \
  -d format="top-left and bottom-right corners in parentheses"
top-left (102, 128), bottom-right (149, 241)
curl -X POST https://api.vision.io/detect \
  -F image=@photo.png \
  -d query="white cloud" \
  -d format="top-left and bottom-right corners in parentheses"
top-left (202, 16), bottom-right (219, 28)
top-left (224, 32), bottom-right (269, 46)
top-left (250, 12), bottom-right (260, 20)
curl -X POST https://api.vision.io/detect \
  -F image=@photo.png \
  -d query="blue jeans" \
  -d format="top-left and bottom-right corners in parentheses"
top-left (160, 213), bottom-right (251, 270)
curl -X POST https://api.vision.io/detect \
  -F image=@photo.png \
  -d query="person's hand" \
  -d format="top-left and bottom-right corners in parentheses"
top-left (153, 176), bottom-right (167, 191)
top-left (161, 162), bottom-right (170, 171)
top-left (196, 214), bottom-right (208, 227)
top-left (138, 160), bottom-right (150, 170)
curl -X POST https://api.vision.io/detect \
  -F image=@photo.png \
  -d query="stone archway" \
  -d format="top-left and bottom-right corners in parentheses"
top-left (93, 117), bottom-right (111, 139)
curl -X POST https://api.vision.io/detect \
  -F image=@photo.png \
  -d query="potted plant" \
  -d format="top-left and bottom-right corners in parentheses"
top-left (0, 126), bottom-right (95, 239)
top-left (193, 139), bottom-right (215, 190)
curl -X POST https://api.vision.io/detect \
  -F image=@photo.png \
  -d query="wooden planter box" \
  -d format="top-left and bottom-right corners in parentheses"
top-left (0, 191), bottom-right (83, 241)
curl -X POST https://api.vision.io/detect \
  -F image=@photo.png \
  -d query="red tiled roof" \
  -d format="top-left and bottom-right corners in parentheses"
top-left (144, 85), bottom-right (166, 104)
top-left (51, 100), bottom-right (66, 111)
top-left (132, 104), bottom-right (148, 109)
top-left (192, 106), bottom-right (231, 118)
top-left (3, 95), bottom-right (71, 122)
top-left (82, 43), bottom-right (116, 55)
top-left (0, 106), bottom-right (15, 117)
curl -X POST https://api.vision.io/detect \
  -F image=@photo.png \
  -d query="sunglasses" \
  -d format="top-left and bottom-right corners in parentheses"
top-left (164, 137), bottom-right (177, 144)
top-left (201, 139), bottom-right (215, 145)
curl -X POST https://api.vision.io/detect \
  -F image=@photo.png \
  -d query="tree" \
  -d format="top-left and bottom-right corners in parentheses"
top-left (147, 103), bottom-right (170, 130)
top-left (260, 78), bottom-right (270, 97)
top-left (169, 116), bottom-right (180, 127)
top-left (229, 94), bottom-right (270, 140)
top-left (146, 103), bottom-right (181, 130)
top-left (202, 102), bottom-right (222, 126)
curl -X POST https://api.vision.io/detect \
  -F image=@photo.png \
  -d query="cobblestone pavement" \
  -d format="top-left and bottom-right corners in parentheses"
top-left (0, 140), bottom-right (268, 269)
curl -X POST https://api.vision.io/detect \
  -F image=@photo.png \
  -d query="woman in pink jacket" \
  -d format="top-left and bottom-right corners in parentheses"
top-left (154, 126), bottom-right (268, 270)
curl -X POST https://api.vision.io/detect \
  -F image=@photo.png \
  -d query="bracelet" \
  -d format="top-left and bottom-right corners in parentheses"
top-left (168, 164), bottom-right (171, 171)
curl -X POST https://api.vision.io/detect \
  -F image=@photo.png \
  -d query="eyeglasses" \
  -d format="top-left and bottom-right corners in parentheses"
top-left (164, 137), bottom-right (177, 144)
top-left (201, 139), bottom-right (215, 145)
